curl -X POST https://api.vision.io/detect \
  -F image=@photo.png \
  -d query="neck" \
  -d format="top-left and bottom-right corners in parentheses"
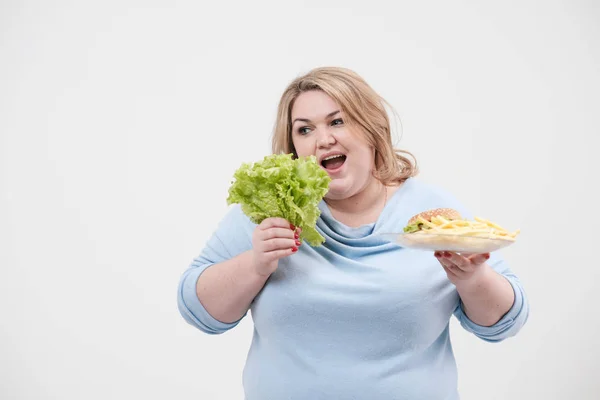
top-left (325, 178), bottom-right (387, 222)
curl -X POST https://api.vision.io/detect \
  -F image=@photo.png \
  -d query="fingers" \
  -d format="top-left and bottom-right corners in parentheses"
top-left (253, 218), bottom-right (302, 257)
top-left (447, 252), bottom-right (490, 270)
top-left (437, 255), bottom-right (455, 270)
top-left (259, 217), bottom-right (298, 231)
top-left (434, 251), bottom-right (491, 281)
top-left (441, 264), bottom-right (461, 279)
top-left (261, 237), bottom-right (300, 253)
top-left (437, 254), bottom-right (467, 279)
top-left (259, 227), bottom-right (297, 241)
top-left (262, 247), bottom-right (299, 263)
top-left (258, 218), bottom-right (302, 240)
top-left (468, 253), bottom-right (490, 265)
top-left (434, 251), bottom-right (466, 268)
top-left (450, 252), bottom-right (471, 268)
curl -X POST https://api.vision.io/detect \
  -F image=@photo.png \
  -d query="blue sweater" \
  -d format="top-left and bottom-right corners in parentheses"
top-left (177, 177), bottom-right (529, 400)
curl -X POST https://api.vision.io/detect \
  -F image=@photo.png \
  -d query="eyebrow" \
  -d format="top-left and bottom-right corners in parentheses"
top-left (292, 110), bottom-right (340, 125)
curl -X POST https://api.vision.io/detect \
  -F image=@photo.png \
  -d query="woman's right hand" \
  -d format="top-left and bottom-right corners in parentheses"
top-left (251, 217), bottom-right (301, 277)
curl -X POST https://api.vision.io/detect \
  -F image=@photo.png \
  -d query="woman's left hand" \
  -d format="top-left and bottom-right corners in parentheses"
top-left (434, 251), bottom-right (490, 286)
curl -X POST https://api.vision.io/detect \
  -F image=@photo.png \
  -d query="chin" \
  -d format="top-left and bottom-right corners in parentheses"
top-left (324, 181), bottom-right (352, 200)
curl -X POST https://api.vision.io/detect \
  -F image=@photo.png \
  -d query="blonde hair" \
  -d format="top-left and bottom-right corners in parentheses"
top-left (271, 66), bottom-right (418, 185)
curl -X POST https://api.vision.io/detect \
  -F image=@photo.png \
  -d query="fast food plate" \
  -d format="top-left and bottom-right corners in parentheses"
top-left (379, 231), bottom-right (516, 253)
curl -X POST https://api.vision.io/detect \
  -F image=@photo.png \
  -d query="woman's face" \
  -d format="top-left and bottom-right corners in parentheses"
top-left (290, 90), bottom-right (375, 200)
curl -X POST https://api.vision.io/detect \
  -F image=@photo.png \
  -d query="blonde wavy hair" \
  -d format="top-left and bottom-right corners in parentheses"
top-left (271, 66), bottom-right (418, 185)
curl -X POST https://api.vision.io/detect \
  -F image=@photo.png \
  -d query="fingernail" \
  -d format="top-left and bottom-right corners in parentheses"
top-left (290, 224), bottom-right (295, 230)
top-left (485, 254), bottom-right (490, 259)
top-left (444, 252), bottom-right (451, 258)
top-left (295, 240), bottom-right (301, 246)
top-left (434, 252), bottom-right (441, 258)
top-left (294, 232), bottom-right (299, 239)
top-left (291, 247), bottom-right (298, 252)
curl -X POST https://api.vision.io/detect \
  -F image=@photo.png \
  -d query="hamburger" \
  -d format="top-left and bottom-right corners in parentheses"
top-left (403, 208), bottom-right (461, 233)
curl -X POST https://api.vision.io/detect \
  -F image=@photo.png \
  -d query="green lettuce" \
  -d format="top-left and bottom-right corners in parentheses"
top-left (403, 223), bottom-right (423, 233)
top-left (226, 153), bottom-right (331, 246)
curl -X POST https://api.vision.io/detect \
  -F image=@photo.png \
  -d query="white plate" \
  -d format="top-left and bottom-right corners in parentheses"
top-left (380, 232), bottom-right (516, 253)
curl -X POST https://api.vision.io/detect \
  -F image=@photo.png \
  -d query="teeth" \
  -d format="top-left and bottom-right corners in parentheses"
top-left (323, 154), bottom-right (344, 161)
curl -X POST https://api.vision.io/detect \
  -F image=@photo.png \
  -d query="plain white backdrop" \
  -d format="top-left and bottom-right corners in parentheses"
top-left (2, 1), bottom-right (599, 399)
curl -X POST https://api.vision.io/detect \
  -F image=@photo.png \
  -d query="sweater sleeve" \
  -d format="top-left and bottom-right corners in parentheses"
top-left (452, 252), bottom-right (530, 342)
top-left (177, 205), bottom-right (254, 334)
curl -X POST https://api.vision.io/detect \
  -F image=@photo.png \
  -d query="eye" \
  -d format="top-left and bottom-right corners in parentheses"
top-left (297, 126), bottom-right (311, 135)
top-left (331, 118), bottom-right (344, 126)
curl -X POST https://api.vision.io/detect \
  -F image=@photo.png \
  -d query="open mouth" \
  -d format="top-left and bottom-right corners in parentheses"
top-left (321, 154), bottom-right (347, 170)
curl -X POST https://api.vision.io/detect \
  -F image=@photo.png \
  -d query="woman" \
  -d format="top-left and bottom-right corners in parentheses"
top-left (177, 67), bottom-right (529, 399)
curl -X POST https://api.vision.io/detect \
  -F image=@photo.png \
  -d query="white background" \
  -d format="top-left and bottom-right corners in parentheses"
top-left (2, 1), bottom-right (599, 399)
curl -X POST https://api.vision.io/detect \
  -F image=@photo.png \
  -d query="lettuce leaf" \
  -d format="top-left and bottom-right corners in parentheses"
top-left (226, 153), bottom-right (331, 246)
top-left (403, 223), bottom-right (422, 233)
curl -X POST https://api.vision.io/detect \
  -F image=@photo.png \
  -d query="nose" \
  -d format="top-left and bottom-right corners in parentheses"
top-left (316, 128), bottom-right (336, 148)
